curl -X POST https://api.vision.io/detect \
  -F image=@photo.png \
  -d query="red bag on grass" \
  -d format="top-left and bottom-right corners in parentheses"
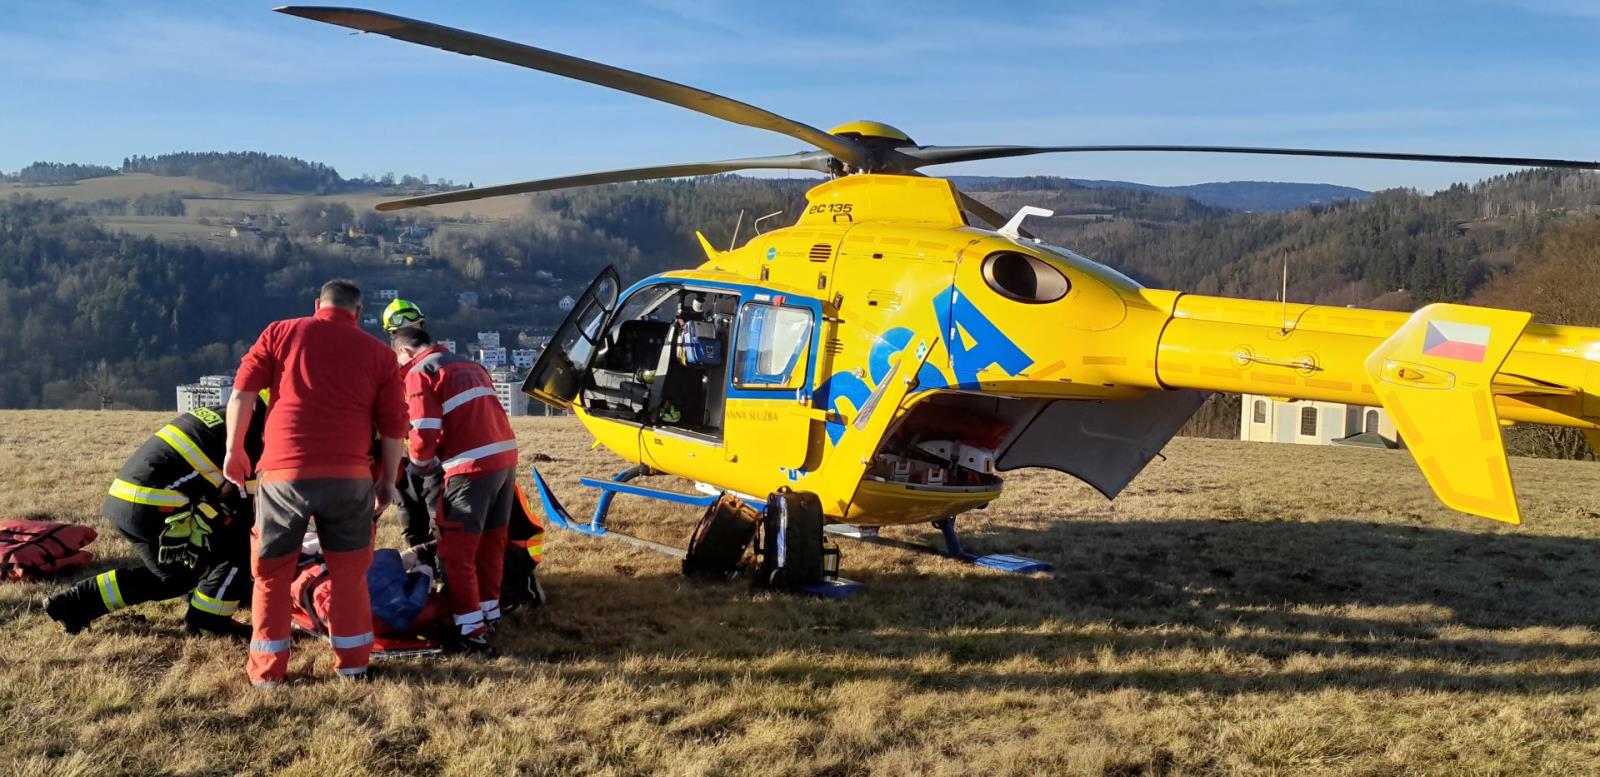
top-left (0, 520), bottom-right (97, 580)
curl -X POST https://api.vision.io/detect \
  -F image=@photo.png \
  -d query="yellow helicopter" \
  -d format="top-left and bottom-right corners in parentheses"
top-left (282, 7), bottom-right (1600, 586)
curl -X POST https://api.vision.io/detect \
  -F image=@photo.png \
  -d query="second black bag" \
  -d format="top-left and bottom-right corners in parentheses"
top-left (756, 488), bottom-right (826, 589)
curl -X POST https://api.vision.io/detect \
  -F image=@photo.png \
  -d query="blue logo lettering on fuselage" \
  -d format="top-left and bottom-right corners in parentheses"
top-left (933, 287), bottom-right (1033, 389)
top-left (766, 247), bottom-right (777, 261)
top-left (818, 288), bottom-right (1032, 445)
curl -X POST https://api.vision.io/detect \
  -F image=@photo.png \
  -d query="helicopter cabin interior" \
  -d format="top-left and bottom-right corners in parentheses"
top-left (569, 280), bottom-right (816, 443)
top-left (582, 284), bottom-right (735, 436)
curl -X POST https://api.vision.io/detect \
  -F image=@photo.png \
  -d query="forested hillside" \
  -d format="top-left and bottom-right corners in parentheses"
top-left (0, 198), bottom-right (308, 408)
top-left (4, 152), bottom-right (462, 194)
top-left (1, 162), bottom-right (120, 185)
top-left (997, 168), bottom-right (1600, 305)
top-left (3, 157), bottom-right (1599, 411)
top-left (0, 177), bottom-right (808, 409)
top-left (956, 175), bottom-right (1370, 212)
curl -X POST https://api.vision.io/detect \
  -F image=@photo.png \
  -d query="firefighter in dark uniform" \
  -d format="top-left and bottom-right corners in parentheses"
top-left (42, 394), bottom-right (269, 636)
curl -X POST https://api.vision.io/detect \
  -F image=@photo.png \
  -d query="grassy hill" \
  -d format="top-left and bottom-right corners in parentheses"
top-left (3, 412), bottom-right (1599, 774)
top-left (1, 174), bottom-right (530, 233)
top-left (0, 173), bottom-right (226, 202)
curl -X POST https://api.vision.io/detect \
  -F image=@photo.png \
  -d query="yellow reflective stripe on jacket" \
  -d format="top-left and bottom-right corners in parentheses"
top-left (108, 478), bottom-right (189, 507)
top-left (154, 425), bottom-right (223, 488)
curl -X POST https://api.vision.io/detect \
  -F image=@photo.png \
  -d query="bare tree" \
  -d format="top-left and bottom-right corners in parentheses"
top-left (81, 360), bottom-right (122, 411)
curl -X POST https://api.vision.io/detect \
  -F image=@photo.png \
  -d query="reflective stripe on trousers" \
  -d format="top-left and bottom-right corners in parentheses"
top-left (250, 638), bottom-right (291, 654)
top-left (453, 609), bottom-right (485, 636)
top-left (96, 570), bottom-right (126, 611)
top-left (330, 632), bottom-right (374, 649)
top-left (190, 588), bottom-right (238, 616)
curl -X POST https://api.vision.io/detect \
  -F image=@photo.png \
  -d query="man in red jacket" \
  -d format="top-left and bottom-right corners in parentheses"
top-left (389, 325), bottom-right (518, 655)
top-left (224, 279), bottom-right (407, 686)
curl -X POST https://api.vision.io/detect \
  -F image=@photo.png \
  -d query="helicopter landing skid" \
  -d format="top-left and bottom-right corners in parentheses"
top-left (528, 466), bottom-right (865, 597)
top-left (824, 518), bottom-right (1052, 575)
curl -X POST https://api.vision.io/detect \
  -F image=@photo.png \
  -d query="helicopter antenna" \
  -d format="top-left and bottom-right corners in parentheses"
top-left (1280, 258), bottom-right (1291, 333)
top-left (753, 210), bottom-right (784, 236)
top-left (1000, 206), bottom-right (1053, 240)
top-left (729, 209), bottom-right (745, 251)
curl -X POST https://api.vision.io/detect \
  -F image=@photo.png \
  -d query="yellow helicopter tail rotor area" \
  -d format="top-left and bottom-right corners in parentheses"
top-left (1361, 304), bottom-right (1531, 524)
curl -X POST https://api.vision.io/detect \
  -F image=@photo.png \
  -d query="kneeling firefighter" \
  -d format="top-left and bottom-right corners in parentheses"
top-left (43, 394), bottom-right (269, 636)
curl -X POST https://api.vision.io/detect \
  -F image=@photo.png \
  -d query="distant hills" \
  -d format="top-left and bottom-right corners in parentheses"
top-left (1073, 179), bottom-right (1371, 212)
top-left (2, 151), bottom-right (464, 195)
top-left (952, 175), bottom-right (1370, 212)
top-left (4, 153), bottom-right (1368, 212)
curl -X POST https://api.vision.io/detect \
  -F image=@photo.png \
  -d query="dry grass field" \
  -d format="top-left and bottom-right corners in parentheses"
top-left (3, 410), bottom-right (1600, 775)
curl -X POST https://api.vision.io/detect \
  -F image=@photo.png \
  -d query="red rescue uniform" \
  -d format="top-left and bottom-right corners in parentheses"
top-left (403, 344), bottom-right (519, 637)
top-left (234, 305), bottom-right (406, 685)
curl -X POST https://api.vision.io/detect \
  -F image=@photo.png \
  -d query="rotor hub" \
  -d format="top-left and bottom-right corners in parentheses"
top-left (829, 120), bottom-right (916, 146)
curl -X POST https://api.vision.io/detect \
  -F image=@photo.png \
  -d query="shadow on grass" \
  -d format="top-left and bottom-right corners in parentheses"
top-left (475, 518), bottom-right (1600, 695)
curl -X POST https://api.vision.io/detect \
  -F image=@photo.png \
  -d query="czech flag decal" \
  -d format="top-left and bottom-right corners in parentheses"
top-left (1423, 320), bottom-right (1491, 363)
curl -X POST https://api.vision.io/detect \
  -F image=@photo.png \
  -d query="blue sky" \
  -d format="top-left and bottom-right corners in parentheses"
top-left (2, 0), bottom-right (1597, 192)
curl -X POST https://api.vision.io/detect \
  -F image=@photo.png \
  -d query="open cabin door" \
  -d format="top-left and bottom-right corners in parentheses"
top-left (722, 294), bottom-right (824, 476)
top-left (522, 266), bottom-right (621, 410)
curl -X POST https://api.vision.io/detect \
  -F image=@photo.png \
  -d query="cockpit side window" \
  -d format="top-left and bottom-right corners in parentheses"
top-left (732, 303), bottom-right (813, 390)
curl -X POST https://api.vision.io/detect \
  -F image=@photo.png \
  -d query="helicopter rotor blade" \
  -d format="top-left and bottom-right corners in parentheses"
top-left (949, 189), bottom-right (1033, 238)
top-left (897, 145), bottom-right (1600, 171)
top-left (274, 6), bottom-right (869, 165)
top-left (374, 152), bottom-right (833, 211)
top-left (907, 169), bottom-right (1030, 237)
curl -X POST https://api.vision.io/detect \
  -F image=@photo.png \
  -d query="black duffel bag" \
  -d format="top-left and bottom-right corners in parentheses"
top-left (682, 492), bottom-right (761, 580)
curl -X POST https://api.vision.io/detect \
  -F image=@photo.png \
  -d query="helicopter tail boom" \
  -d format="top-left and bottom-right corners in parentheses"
top-left (1152, 295), bottom-right (1600, 524)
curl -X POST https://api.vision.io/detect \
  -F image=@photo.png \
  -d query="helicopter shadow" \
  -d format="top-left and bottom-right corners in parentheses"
top-left (485, 517), bottom-right (1600, 696)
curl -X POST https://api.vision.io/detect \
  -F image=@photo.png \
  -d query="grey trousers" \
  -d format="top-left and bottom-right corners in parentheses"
top-left (256, 478), bottom-right (375, 558)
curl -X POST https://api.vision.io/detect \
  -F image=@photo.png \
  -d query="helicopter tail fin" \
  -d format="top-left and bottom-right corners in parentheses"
top-left (1363, 303), bottom-right (1533, 524)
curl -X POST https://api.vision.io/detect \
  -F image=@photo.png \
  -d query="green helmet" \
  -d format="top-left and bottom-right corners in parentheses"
top-left (382, 298), bottom-right (425, 332)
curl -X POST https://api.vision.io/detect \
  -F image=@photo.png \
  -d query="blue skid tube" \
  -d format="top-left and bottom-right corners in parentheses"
top-left (935, 517), bottom-right (1052, 574)
top-left (529, 465), bottom-right (690, 558)
top-left (528, 465), bottom-right (865, 596)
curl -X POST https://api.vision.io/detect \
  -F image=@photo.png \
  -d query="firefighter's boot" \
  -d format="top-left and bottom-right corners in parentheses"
top-left (184, 607), bottom-right (251, 640)
top-left (42, 579), bottom-right (109, 634)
